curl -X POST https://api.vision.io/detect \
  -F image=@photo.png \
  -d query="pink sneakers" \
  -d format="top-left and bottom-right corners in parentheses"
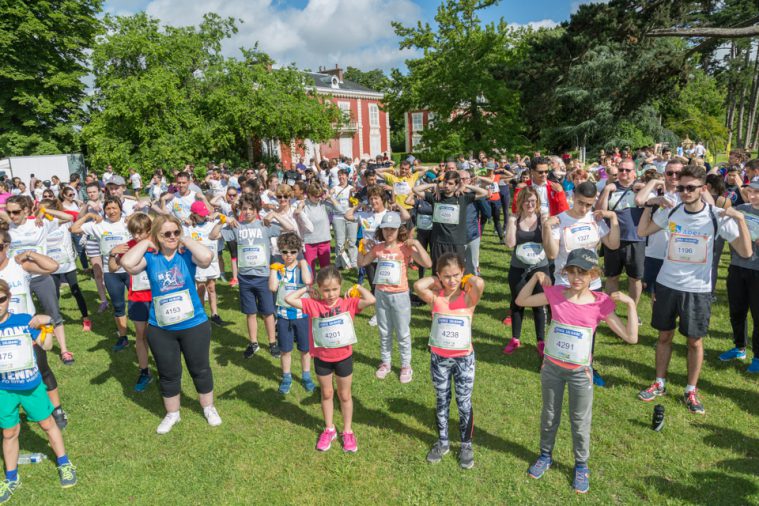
top-left (341, 432), bottom-right (358, 453)
top-left (316, 427), bottom-right (337, 451)
top-left (375, 363), bottom-right (391, 380)
top-left (502, 338), bottom-right (522, 355)
top-left (399, 366), bottom-right (413, 384)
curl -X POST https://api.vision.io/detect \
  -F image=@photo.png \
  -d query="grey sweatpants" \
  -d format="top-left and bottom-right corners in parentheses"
top-left (540, 359), bottom-right (594, 464)
top-left (332, 217), bottom-right (358, 268)
top-left (464, 237), bottom-right (481, 275)
top-left (375, 290), bottom-right (412, 367)
top-left (31, 275), bottom-right (64, 326)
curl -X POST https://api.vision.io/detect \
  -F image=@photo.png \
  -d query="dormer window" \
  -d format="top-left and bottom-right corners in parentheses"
top-left (331, 76), bottom-right (340, 89)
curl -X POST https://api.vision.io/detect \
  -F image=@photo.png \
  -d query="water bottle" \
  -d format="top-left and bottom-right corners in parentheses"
top-left (651, 404), bottom-right (665, 432)
top-left (18, 452), bottom-right (47, 464)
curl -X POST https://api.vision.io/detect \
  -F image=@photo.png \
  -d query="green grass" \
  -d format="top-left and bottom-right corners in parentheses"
top-left (13, 232), bottom-right (759, 505)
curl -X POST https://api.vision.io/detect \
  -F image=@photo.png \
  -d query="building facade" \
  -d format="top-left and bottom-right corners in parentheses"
top-left (404, 109), bottom-right (435, 153)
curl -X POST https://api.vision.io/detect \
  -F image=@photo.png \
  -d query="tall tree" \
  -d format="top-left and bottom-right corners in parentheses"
top-left (0, 0), bottom-right (103, 156)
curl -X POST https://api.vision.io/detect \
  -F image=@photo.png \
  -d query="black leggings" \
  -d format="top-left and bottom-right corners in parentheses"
top-left (508, 264), bottom-right (549, 342)
top-left (727, 265), bottom-right (759, 354)
top-left (52, 271), bottom-right (89, 318)
top-left (481, 200), bottom-right (504, 240)
top-left (365, 262), bottom-right (377, 294)
top-left (34, 345), bottom-right (58, 391)
top-left (417, 228), bottom-right (432, 278)
top-left (146, 321), bottom-right (213, 398)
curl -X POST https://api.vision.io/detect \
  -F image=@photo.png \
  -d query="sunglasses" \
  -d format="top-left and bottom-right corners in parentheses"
top-left (0, 295), bottom-right (7, 304)
top-left (64, 193), bottom-right (75, 197)
top-left (676, 184), bottom-right (703, 193)
top-left (161, 230), bottom-right (182, 238)
top-left (618, 168), bottom-right (635, 173)
top-left (665, 171), bottom-right (680, 177)
top-left (533, 170), bottom-right (549, 175)
top-left (276, 195), bottom-right (289, 200)
top-left (281, 250), bottom-right (299, 255)
top-left (8, 209), bottom-right (23, 216)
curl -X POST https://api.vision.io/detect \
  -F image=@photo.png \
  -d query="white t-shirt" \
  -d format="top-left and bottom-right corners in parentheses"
top-left (329, 167), bottom-right (341, 188)
top-left (130, 173), bottom-right (142, 190)
top-left (1, 259), bottom-right (34, 315)
top-left (533, 183), bottom-right (549, 216)
top-left (551, 211), bottom-right (610, 290)
top-left (356, 210), bottom-right (387, 243)
top-left (653, 203), bottom-right (739, 292)
top-left (330, 185), bottom-right (353, 217)
top-left (121, 198), bottom-right (138, 217)
top-left (80, 219), bottom-right (131, 273)
top-left (184, 221), bottom-right (219, 280)
top-left (645, 192), bottom-right (681, 260)
top-left (9, 218), bottom-right (58, 278)
top-left (170, 192), bottom-right (196, 222)
top-left (47, 222), bottom-right (77, 274)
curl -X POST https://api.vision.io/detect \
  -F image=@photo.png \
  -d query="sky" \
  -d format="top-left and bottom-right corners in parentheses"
top-left (101, 0), bottom-right (605, 72)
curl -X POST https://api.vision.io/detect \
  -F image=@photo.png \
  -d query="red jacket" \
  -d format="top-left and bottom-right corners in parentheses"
top-left (512, 181), bottom-right (569, 216)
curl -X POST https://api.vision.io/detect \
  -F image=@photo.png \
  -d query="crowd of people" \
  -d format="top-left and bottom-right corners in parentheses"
top-left (0, 146), bottom-right (757, 499)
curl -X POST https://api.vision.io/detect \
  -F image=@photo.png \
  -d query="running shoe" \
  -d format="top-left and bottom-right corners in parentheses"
top-left (426, 441), bottom-right (450, 463)
top-left (302, 375), bottom-right (316, 393)
top-left (97, 301), bottom-right (109, 313)
top-left (342, 432), bottom-right (358, 453)
top-left (60, 351), bottom-right (75, 366)
top-left (375, 363), bottom-right (391, 380)
top-left (592, 369), bottom-right (606, 388)
top-left (209, 314), bottom-right (224, 326)
top-left (156, 412), bottom-right (181, 434)
top-left (269, 342), bottom-right (281, 359)
top-left (719, 347), bottom-right (747, 361)
top-left (278, 374), bottom-right (292, 395)
top-left (0, 479), bottom-right (20, 503)
top-left (399, 366), bottom-right (413, 384)
top-left (57, 463), bottom-right (78, 488)
top-left (368, 315), bottom-right (378, 327)
top-left (459, 443), bottom-right (474, 469)
top-left (502, 316), bottom-right (512, 326)
top-left (82, 318), bottom-right (92, 332)
top-left (243, 342), bottom-right (259, 359)
top-left (219, 274), bottom-right (227, 283)
top-left (684, 389), bottom-right (705, 415)
top-left (573, 466), bottom-right (590, 494)
top-left (134, 371), bottom-right (154, 392)
top-left (502, 338), bottom-right (521, 355)
top-left (112, 337), bottom-right (129, 352)
top-left (537, 341), bottom-right (545, 359)
top-left (316, 427), bottom-right (337, 451)
top-left (638, 381), bottom-right (666, 401)
top-left (52, 407), bottom-right (68, 430)
top-left (747, 358), bottom-right (759, 374)
top-left (229, 277), bottom-right (239, 287)
top-left (204, 406), bottom-right (222, 426)
top-left (528, 454), bottom-right (552, 479)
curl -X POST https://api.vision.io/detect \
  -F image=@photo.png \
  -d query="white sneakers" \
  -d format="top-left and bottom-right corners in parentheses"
top-left (156, 406), bottom-right (222, 434)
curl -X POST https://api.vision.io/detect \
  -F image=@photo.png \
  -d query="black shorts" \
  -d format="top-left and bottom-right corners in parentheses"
top-left (313, 356), bottom-right (353, 378)
top-left (651, 283), bottom-right (712, 338)
top-left (603, 241), bottom-right (645, 279)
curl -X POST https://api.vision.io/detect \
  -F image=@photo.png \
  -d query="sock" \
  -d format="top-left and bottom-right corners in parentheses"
top-left (302, 371), bottom-right (311, 379)
top-left (54, 405), bottom-right (62, 411)
top-left (656, 377), bottom-right (666, 388)
top-left (685, 384), bottom-right (696, 393)
top-left (140, 368), bottom-right (149, 375)
top-left (56, 455), bottom-right (70, 466)
top-left (282, 373), bottom-right (292, 379)
top-left (5, 469), bottom-right (18, 482)
top-left (119, 335), bottom-right (127, 341)
top-left (575, 461), bottom-right (588, 469)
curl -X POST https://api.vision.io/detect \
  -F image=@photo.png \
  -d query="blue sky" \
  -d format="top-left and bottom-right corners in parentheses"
top-left (102, 0), bottom-right (598, 71)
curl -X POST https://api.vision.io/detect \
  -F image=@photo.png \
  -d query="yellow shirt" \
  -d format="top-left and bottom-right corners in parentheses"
top-left (382, 171), bottom-right (423, 209)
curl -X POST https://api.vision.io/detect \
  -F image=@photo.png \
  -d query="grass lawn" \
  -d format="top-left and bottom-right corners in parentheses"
top-left (13, 230), bottom-right (759, 505)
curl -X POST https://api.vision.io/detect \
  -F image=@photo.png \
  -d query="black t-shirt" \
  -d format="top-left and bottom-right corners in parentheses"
top-left (424, 192), bottom-right (476, 245)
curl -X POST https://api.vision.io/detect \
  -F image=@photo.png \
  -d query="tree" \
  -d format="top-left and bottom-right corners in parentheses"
top-left (343, 67), bottom-right (391, 93)
top-left (386, 0), bottom-right (526, 155)
top-left (0, 0), bottom-right (103, 156)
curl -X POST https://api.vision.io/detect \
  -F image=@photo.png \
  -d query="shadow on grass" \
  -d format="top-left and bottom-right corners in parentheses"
top-left (645, 472), bottom-right (757, 504)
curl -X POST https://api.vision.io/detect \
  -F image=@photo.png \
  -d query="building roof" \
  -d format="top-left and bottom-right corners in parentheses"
top-left (304, 72), bottom-right (384, 98)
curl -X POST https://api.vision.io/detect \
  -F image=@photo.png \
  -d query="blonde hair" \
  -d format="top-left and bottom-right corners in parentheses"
top-left (150, 214), bottom-right (183, 248)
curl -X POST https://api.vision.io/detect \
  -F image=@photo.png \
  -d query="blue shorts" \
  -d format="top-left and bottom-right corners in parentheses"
top-left (276, 317), bottom-right (309, 353)
top-left (128, 300), bottom-right (151, 322)
top-left (239, 274), bottom-right (275, 315)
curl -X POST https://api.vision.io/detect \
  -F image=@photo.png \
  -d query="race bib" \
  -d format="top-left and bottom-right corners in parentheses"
top-left (0, 332), bottom-right (35, 373)
top-left (563, 222), bottom-right (600, 251)
top-left (429, 313), bottom-right (472, 351)
top-left (276, 282), bottom-right (307, 308)
top-left (10, 245), bottom-right (43, 258)
top-left (433, 204), bottom-right (460, 225)
top-left (312, 312), bottom-right (357, 348)
top-left (99, 234), bottom-right (126, 257)
top-left (740, 210), bottom-right (759, 241)
top-left (416, 214), bottom-right (433, 231)
top-left (47, 246), bottom-right (73, 266)
top-left (667, 233), bottom-right (708, 264)
top-left (131, 271), bottom-right (151, 291)
top-left (154, 289), bottom-right (194, 327)
top-left (545, 321), bottom-right (593, 366)
top-left (238, 244), bottom-right (268, 269)
top-left (488, 183), bottom-right (499, 194)
top-left (8, 295), bottom-right (28, 315)
top-left (393, 181), bottom-right (411, 195)
top-left (373, 259), bottom-right (402, 286)
top-left (514, 242), bottom-right (546, 266)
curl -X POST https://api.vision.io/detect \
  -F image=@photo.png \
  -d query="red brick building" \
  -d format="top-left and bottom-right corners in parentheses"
top-left (404, 109), bottom-right (436, 153)
top-left (261, 65), bottom-right (391, 167)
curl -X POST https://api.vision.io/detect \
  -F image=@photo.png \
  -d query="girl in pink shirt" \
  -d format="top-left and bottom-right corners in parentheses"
top-left (414, 253), bottom-right (484, 470)
top-left (286, 266), bottom-right (375, 453)
top-left (516, 248), bottom-right (637, 494)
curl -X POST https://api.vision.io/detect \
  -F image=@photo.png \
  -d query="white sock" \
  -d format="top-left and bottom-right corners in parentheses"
top-left (656, 377), bottom-right (666, 388)
top-left (685, 384), bottom-right (696, 393)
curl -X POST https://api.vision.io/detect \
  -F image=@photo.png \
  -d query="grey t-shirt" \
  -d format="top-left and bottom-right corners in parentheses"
top-left (302, 201), bottom-right (331, 245)
top-left (230, 220), bottom-right (275, 277)
top-left (730, 204), bottom-right (759, 271)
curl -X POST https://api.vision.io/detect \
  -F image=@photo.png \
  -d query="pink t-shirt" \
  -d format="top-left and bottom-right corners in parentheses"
top-left (370, 242), bottom-right (412, 293)
top-left (301, 296), bottom-right (361, 363)
top-left (430, 290), bottom-right (475, 359)
top-left (543, 285), bottom-right (615, 369)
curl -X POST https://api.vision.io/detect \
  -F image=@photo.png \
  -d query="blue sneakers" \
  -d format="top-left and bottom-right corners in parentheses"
top-left (592, 369), bottom-right (606, 388)
top-left (573, 466), bottom-right (590, 493)
top-left (134, 371), bottom-right (153, 392)
top-left (278, 374), bottom-right (292, 395)
top-left (747, 358), bottom-right (759, 374)
top-left (527, 454), bottom-right (552, 479)
top-left (302, 374), bottom-right (316, 393)
top-left (112, 336), bottom-right (129, 352)
top-left (719, 347), bottom-right (747, 361)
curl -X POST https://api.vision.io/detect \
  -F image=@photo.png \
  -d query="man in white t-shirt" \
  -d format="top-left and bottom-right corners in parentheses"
top-left (128, 168), bottom-right (142, 197)
top-left (636, 165), bottom-right (753, 415)
top-left (157, 172), bottom-right (199, 226)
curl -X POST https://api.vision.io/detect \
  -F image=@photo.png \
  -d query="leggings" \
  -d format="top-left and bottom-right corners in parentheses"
top-left (304, 241), bottom-right (331, 273)
top-left (498, 186), bottom-right (511, 225)
top-left (52, 271), bottom-right (88, 318)
top-left (226, 240), bottom-right (238, 261)
top-left (146, 321), bottom-right (213, 398)
top-left (30, 275), bottom-right (63, 327)
top-left (711, 236), bottom-right (726, 295)
top-left (727, 265), bottom-right (759, 355)
top-left (364, 262), bottom-right (377, 293)
top-left (34, 345), bottom-right (57, 391)
top-left (481, 200), bottom-right (504, 240)
top-left (416, 228), bottom-right (432, 278)
top-left (508, 264), bottom-right (549, 341)
top-left (104, 272), bottom-right (129, 318)
top-left (431, 351), bottom-right (475, 444)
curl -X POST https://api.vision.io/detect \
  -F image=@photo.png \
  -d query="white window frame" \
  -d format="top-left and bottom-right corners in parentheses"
top-left (411, 112), bottom-right (424, 132)
top-left (369, 104), bottom-right (380, 128)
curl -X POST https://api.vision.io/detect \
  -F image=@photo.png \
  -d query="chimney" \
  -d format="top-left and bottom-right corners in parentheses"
top-left (322, 64), bottom-right (344, 83)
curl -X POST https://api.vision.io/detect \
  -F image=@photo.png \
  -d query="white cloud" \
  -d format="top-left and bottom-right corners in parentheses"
top-left (508, 18), bottom-right (559, 30)
top-left (138, 0), bottom-right (420, 72)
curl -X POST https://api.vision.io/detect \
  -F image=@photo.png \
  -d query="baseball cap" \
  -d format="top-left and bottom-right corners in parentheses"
top-left (190, 201), bottom-right (210, 217)
top-left (107, 175), bottom-right (126, 186)
top-left (749, 176), bottom-right (759, 190)
top-left (565, 248), bottom-right (599, 271)
top-left (379, 212), bottom-right (401, 229)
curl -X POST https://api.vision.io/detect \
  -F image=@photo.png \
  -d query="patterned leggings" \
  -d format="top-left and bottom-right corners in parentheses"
top-left (430, 352), bottom-right (475, 444)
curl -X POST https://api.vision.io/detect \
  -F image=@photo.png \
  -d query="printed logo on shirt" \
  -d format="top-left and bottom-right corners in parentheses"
top-left (157, 267), bottom-right (185, 293)
top-left (668, 222), bottom-right (703, 237)
top-left (238, 227), bottom-right (264, 240)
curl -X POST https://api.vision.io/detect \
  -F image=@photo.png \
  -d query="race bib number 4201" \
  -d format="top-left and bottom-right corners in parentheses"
top-left (312, 312), bottom-right (357, 348)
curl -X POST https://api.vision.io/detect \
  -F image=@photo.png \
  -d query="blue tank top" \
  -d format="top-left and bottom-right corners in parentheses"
top-left (144, 249), bottom-right (208, 330)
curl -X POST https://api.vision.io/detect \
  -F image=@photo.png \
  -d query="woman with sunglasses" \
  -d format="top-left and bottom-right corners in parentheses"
top-left (41, 189), bottom-right (55, 202)
top-left (1, 196), bottom-right (76, 365)
top-left (121, 214), bottom-right (219, 434)
top-left (71, 196), bottom-right (132, 351)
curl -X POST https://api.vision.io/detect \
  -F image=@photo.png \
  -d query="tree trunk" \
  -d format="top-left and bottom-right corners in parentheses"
top-left (736, 47), bottom-right (751, 148)
top-left (725, 43), bottom-right (737, 149)
top-left (647, 24), bottom-right (759, 38)
top-left (745, 41), bottom-right (759, 152)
